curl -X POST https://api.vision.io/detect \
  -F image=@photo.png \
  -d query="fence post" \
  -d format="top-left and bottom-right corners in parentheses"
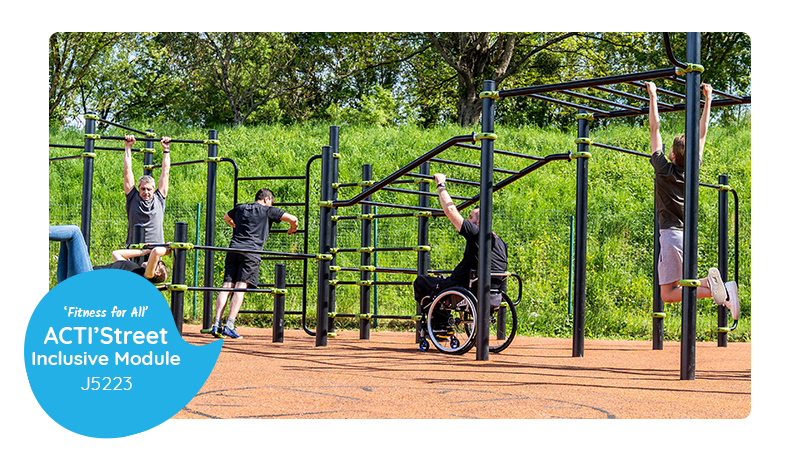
top-left (572, 111), bottom-right (590, 358)
top-left (653, 180), bottom-right (664, 350)
top-left (717, 174), bottom-right (730, 347)
top-left (202, 130), bottom-right (218, 332)
top-left (171, 222), bottom-right (188, 333)
top-left (416, 161), bottom-right (430, 343)
top-left (272, 263), bottom-right (286, 343)
top-left (359, 164), bottom-right (373, 340)
top-left (315, 145), bottom-right (334, 347)
top-left (81, 113), bottom-right (97, 250)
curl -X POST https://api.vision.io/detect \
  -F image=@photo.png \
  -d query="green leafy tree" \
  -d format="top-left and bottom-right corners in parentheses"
top-left (49, 32), bottom-right (124, 126)
top-left (422, 32), bottom-right (579, 126)
top-left (161, 32), bottom-right (304, 126)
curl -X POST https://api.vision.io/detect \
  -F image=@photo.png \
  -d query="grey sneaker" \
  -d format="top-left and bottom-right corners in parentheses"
top-left (707, 268), bottom-right (727, 306)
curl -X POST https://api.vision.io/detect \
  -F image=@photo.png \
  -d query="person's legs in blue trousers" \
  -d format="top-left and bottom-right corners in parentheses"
top-left (49, 225), bottom-right (93, 283)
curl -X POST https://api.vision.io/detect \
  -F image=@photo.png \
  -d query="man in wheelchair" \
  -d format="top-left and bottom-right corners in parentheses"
top-left (413, 172), bottom-right (508, 335)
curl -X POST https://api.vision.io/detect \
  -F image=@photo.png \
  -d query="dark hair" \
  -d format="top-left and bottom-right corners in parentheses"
top-left (671, 135), bottom-right (685, 166)
top-left (150, 260), bottom-right (169, 284)
top-left (255, 188), bottom-right (274, 202)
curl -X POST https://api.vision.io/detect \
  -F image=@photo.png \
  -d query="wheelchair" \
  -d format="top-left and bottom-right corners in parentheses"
top-left (418, 272), bottom-right (519, 355)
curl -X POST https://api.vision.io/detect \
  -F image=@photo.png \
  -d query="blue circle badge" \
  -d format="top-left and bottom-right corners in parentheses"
top-left (24, 269), bottom-right (222, 438)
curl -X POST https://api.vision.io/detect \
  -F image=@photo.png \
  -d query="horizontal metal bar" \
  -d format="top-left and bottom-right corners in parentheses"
top-left (333, 212), bottom-right (418, 221)
top-left (330, 313), bottom-right (418, 320)
top-left (50, 143), bottom-right (141, 152)
top-left (352, 200), bottom-right (443, 213)
top-left (403, 172), bottom-right (481, 187)
top-left (238, 175), bottom-right (306, 181)
top-left (429, 157), bottom-right (518, 175)
top-left (184, 286), bottom-right (277, 294)
top-left (335, 247), bottom-right (418, 253)
top-left (592, 85), bottom-right (677, 111)
top-left (668, 77), bottom-right (747, 102)
top-left (266, 229), bottom-right (307, 235)
top-left (562, 89), bottom-right (642, 112)
top-left (95, 135), bottom-right (209, 145)
top-left (49, 154), bottom-right (83, 162)
top-left (500, 67), bottom-right (678, 97)
top-left (590, 141), bottom-right (650, 158)
top-left (95, 118), bottom-right (151, 136)
top-left (335, 266), bottom-right (419, 274)
top-left (334, 134), bottom-right (475, 208)
top-left (239, 310), bottom-right (303, 315)
top-left (380, 185), bottom-right (472, 201)
top-left (625, 80), bottom-right (687, 102)
top-left (596, 97), bottom-right (750, 119)
top-left (527, 94), bottom-right (612, 115)
top-left (193, 244), bottom-right (316, 259)
top-left (152, 159), bottom-right (206, 169)
top-left (493, 152), bottom-right (572, 192)
top-left (453, 142), bottom-right (545, 161)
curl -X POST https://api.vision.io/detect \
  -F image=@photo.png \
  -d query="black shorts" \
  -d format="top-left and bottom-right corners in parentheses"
top-left (223, 252), bottom-right (261, 287)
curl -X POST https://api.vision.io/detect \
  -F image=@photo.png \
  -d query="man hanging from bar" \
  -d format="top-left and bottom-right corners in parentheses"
top-left (211, 188), bottom-right (298, 339)
top-left (645, 81), bottom-right (740, 324)
top-left (122, 135), bottom-right (171, 246)
top-left (413, 173), bottom-right (508, 335)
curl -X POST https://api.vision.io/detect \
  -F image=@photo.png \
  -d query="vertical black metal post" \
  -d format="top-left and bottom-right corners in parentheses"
top-left (202, 130), bottom-right (219, 331)
top-left (328, 127), bottom-right (339, 337)
top-left (171, 222), bottom-right (188, 334)
top-left (475, 80), bottom-right (496, 361)
top-left (133, 224), bottom-right (145, 266)
top-left (359, 164), bottom-right (373, 339)
top-left (572, 111), bottom-right (590, 358)
top-left (273, 263), bottom-right (286, 343)
top-left (717, 174), bottom-right (729, 347)
top-left (653, 183), bottom-right (664, 350)
top-left (416, 161), bottom-right (431, 343)
top-left (315, 145), bottom-right (334, 347)
top-left (680, 33), bottom-right (702, 381)
top-left (81, 113), bottom-right (96, 250)
top-left (143, 129), bottom-right (154, 178)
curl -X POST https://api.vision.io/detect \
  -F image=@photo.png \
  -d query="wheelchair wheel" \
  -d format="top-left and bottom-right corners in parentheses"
top-left (426, 287), bottom-right (477, 355)
top-left (488, 292), bottom-right (517, 353)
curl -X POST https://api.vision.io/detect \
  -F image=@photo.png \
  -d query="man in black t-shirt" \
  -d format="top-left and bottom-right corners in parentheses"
top-left (412, 173), bottom-right (508, 312)
top-left (645, 81), bottom-right (739, 323)
top-left (211, 188), bottom-right (298, 339)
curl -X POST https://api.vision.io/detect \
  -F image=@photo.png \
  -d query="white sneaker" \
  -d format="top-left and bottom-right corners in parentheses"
top-left (707, 268), bottom-right (727, 306)
top-left (724, 281), bottom-right (740, 321)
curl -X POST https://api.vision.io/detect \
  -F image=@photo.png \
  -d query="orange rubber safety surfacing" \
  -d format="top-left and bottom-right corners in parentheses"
top-left (174, 324), bottom-right (750, 420)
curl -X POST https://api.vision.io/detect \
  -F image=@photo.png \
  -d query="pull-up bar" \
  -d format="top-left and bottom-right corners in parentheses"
top-left (331, 134), bottom-right (475, 209)
top-left (499, 67), bottom-right (679, 98)
top-left (85, 135), bottom-right (218, 145)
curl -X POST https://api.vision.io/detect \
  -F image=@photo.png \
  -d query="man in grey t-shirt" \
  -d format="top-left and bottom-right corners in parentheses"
top-left (123, 135), bottom-right (171, 245)
top-left (645, 81), bottom-right (739, 323)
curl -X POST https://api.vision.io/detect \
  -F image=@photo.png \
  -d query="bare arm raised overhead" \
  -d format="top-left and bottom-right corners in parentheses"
top-left (699, 83), bottom-right (713, 159)
top-left (433, 173), bottom-right (464, 231)
top-left (644, 82), bottom-right (663, 154)
top-left (122, 135), bottom-right (136, 195)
